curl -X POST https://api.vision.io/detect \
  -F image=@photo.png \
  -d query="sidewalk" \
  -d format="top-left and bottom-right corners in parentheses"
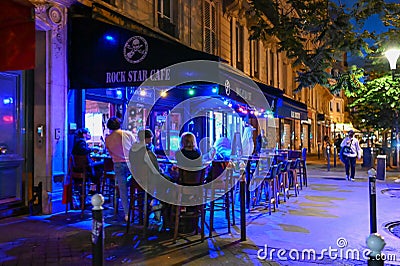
top-left (0, 158), bottom-right (400, 266)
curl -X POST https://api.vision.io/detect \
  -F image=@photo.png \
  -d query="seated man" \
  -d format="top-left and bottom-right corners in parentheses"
top-left (72, 128), bottom-right (103, 194)
top-left (129, 129), bottom-right (167, 224)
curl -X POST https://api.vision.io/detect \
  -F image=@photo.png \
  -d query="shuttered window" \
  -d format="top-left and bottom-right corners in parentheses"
top-left (204, 0), bottom-right (217, 54)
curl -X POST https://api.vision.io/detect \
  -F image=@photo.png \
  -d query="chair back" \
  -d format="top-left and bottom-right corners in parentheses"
top-left (270, 164), bottom-right (278, 178)
top-left (276, 162), bottom-right (283, 176)
top-left (301, 148), bottom-right (307, 161)
top-left (178, 168), bottom-right (205, 186)
top-left (69, 154), bottom-right (89, 179)
top-left (210, 161), bottom-right (230, 180)
top-left (104, 157), bottom-right (114, 173)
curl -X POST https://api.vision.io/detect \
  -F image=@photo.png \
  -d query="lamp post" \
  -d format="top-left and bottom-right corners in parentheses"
top-left (384, 49), bottom-right (400, 170)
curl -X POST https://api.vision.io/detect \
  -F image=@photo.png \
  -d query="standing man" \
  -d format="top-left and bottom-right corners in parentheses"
top-left (340, 130), bottom-right (362, 181)
top-left (105, 117), bottom-right (136, 222)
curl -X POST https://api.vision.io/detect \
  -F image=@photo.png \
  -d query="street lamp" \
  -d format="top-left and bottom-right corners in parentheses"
top-left (384, 48), bottom-right (400, 170)
top-left (384, 49), bottom-right (400, 80)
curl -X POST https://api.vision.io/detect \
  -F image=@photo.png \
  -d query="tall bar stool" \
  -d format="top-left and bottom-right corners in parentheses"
top-left (288, 158), bottom-right (300, 197)
top-left (299, 148), bottom-right (308, 188)
top-left (172, 168), bottom-right (206, 243)
top-left (261, 164), bottom-right (279, 214)
top-left (101, 157), bottom-right (118, 214)
top-left (277, 160), bottom-right (291, 202)
top-left (68, 154), bottom-right (91, 218)
top-left (126, 177), bottom-right (149, 237)
top-left (207, 161), bottom-right (235, 237)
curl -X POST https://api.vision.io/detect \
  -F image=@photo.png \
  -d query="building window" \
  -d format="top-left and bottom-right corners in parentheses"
top-left (330, 101), bottom-right (333, 112)
top-left (236, 22), bottom-right (244, 71)
top-left (157, 0), bottom-right (177, 37)
top-left (251, 40), bottom-right (259, 78)
top-left (337, 102), bottom-right (341, 112)
top-left (204, 0), bottom-right (217, 54)
top-left (269, 49), bottom-right (275, 86)
top-left (265, 50), bottom-right (269, 83)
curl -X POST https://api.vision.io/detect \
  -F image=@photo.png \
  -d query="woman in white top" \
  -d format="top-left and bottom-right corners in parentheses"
top-left (340, 130), bottom-right (362, 181)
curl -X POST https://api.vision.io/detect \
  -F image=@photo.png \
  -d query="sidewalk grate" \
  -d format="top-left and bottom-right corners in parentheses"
top-left (381, 188), bottom-right (400, 198)
top-left (385, 221), bottom-right (400, 239)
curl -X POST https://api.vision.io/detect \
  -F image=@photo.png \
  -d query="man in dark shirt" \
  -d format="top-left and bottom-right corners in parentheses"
top-left (71, 128), bottom-right (101, 193)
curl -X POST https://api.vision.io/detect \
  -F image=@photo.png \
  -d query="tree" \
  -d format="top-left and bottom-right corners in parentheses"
top-left (247, 0), bottom-right (400, 91)
top-left (348, 74), bottom-right (400, 129)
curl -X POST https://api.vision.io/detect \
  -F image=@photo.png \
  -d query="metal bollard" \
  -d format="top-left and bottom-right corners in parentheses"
top-left (366, 233), bottom-right (385, 266)
top-left (333, 146), bottom-right (337, 167)
top-left (368, 168), bottom-right (377, 234)
top-left (326, 146), bottom-right (330, 171)
top-left (318, 143), bottom-right (321, 159)
top-left (91, 194), bottom-right (105, 266)
top-left (239, 161), bottom-right (246, 241)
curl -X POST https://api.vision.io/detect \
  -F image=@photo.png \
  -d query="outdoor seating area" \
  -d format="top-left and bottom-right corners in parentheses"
top-left (62, 147), bottom-right (308, 245)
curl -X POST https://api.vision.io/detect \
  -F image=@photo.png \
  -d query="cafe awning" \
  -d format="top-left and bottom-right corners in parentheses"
top-left (331, 123), bottom-right (360, 134)
top-left (69, 16), bottom-right (220, 89)
top-left (255, 81), bottom-right (308, 120)
top-left (0, 0), bottom-right (35, 71)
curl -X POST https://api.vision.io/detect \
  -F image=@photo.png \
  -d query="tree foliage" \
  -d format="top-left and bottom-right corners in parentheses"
top-left (348, 74), bottom-right (400, 130)
top-left (247, 0), bottom-right (400, 91)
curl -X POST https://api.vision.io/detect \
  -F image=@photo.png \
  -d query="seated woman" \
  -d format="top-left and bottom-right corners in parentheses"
top-left (175, 132), bottom-right (203, 172)
top-left (71, 128), bottom-right (102, 194)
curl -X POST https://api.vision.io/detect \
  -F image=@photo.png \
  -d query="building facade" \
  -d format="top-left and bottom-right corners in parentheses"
top-left (0, 0), bottom-right (345, 217)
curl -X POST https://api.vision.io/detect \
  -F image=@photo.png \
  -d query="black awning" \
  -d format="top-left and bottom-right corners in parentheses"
top-left (276, 96), bottom-right (308, 120)
top-left (69, 17), bottom-right (219, 89)
top-left (0, 0), bottom-right (35, 71)
top-left (254, 81), bottom-right (307, 120)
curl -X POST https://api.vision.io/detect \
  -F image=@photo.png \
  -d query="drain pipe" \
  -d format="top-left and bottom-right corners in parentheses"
top-left (366, 168), bottom-right (385, 265)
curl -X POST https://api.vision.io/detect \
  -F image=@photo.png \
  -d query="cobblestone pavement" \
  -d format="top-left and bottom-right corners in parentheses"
top-left (0, 155), bottom-right (399, 266)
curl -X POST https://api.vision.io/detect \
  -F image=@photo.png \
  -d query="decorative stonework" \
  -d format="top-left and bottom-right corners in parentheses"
top-left (33, 2), bottom-right (66, 59)
top-left (48, 6), bottom-right (63, 25)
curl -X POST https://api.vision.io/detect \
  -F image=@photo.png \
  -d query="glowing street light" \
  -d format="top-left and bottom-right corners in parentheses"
top-left (384, 49), bottom-right (400, 80)
top-left (384, 48), bottom-right (400, 170)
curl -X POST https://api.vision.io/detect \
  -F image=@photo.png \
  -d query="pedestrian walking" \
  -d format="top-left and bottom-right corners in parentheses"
top-left (340, 130), bottom-right (362, 181)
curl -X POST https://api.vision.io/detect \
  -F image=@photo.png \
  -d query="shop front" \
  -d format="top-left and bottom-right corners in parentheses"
top-left (68, 9), bottom-right (281, 160)
top-left (0, 0), bottom-right (36, 218)
top-left (275, 96), bottom-right (308, 150)
top-left (68, 13), bottom-right (226, 155)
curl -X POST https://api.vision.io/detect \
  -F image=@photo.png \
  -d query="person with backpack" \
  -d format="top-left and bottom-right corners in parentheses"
top-left (340, 130), bottom-right (362, 181)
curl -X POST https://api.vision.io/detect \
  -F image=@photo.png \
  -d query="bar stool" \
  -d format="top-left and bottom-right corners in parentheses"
top-left (299, 148), bottom-right (308, 188)
top-left (172, 168), bottom-right (206, 243)
top-left (126, 177), bottom-right (149, 237)
top-left (288, 158), bottom-right (300, 197)
top-left (100, 157), bottom-right (118, 215)
top-left (277, 160), bottom-right (291, 202)
top-left (68, 154), bottom-right (92, 218)
top-left (207, 161), bottom-right (235, 237)
top-left (261, 165), bottom-right (278, 214)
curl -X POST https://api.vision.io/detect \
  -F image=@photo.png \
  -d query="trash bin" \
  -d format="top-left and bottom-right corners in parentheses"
top-left (362, 147), bottom-right (372, 168)
top-left (376, 155), bottom-right (386, 180)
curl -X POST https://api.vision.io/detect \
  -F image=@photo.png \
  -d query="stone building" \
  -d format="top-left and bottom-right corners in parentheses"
top-left (0, 0), bottom-right (345, 216)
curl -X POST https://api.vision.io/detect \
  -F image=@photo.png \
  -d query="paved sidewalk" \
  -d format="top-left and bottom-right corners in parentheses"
top-left (0, 157), bottom-right (400, 265)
